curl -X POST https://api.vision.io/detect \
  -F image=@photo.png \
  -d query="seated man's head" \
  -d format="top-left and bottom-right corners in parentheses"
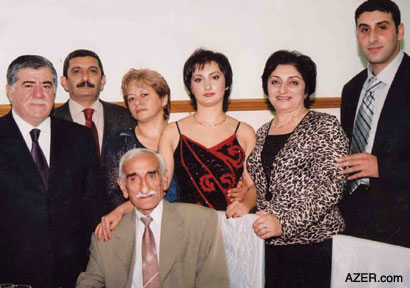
top-left (60, 49), bottom-right (106, 106)
top-left (118, 148), bottom-right (168, 215)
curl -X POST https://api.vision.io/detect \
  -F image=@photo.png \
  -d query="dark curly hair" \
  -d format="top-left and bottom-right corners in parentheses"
top-left (261, 50), bottom-right (316, 108)
top-left (183, 48), bottom-right (232, 112)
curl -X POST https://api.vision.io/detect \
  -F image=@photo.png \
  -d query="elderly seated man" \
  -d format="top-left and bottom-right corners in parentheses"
top-left (76, 148), bottom-right (230, 288)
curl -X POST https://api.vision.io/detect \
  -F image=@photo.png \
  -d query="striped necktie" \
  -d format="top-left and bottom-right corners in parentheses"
top-left (349, 77), bottom-right (382, 193)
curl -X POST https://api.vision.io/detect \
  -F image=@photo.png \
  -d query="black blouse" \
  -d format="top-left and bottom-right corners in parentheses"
top-left (261, 133), bottom-right (291, 200)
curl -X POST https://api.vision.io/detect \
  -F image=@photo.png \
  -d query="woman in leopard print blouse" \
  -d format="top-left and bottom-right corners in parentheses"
top-left (246, 51), bottom-right (348, 287)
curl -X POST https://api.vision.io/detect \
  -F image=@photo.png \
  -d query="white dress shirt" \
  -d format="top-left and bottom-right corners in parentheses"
top-left (68, 99), bottom-right (104, 150)
top-left (132, 200), bottom-right (163, 288)
top-left (353, 50), bottom-right (404, 185)
top-left (12, 110), bottom-right (51, 165)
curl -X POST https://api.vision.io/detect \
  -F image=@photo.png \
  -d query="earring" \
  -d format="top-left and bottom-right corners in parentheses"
top-left (225, 86), bottom-right (230, 91)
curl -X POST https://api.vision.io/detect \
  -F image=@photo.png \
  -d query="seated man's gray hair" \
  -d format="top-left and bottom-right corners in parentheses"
top-left (118, 148), bottom-right (167, 180)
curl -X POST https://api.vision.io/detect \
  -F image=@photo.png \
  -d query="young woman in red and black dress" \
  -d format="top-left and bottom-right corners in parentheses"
top-left (159, 48), bottom-right (256, 211)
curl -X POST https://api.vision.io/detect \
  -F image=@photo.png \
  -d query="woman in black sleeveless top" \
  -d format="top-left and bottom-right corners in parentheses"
top-left (159, 48), bottom-right (256, 211)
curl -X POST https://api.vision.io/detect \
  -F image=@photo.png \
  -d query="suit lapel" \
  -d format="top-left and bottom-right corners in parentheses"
top-left (372, 54), bottom-right (410, 154)
top-left (49, 117), bottom-right (80, 193)
top-left (159, 201), bottom-right (184, 283)
top-left (100, 100), bottom-right (110, 144)
top-left (53, 101), bottom-right (73, 122)
top-left (0, 112), bottom-right (47, 193)
top-left (49, 117), bottom-right (62, 192)
top-left (111, 210), bottom-right (137, 287)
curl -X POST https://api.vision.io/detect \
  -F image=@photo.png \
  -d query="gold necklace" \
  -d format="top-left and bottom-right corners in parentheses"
top-left (193, 113), bottom-right (227, 127)
top-left (272, 109), bottom-right (307, 129)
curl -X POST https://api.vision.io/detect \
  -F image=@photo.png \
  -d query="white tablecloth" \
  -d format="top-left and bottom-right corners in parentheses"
top-left (331, 235), bottom-right (410, 288)
top-left (217, 212), bottom-right (265, 288)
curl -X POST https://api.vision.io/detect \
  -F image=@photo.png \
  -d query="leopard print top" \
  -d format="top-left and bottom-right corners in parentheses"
top-left (247, 111), bottom-right (349, 245)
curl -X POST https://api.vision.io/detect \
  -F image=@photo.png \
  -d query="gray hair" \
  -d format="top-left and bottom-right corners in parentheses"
top-left (7, 55), bottom-right (58, 91)
top-left (119, 148), bottom-right (167, 181)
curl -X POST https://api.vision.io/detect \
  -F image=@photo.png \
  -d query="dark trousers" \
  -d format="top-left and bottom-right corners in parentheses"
top-left (265, 239), bottom-right (332, 288)
top-left (339, 184), bottom-right (410, 247)
top-left (339, 184), bottom-right (372, 238)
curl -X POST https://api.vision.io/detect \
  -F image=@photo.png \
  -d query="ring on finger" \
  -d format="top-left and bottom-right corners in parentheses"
top-left (261, 223), bottom-right (268, 230)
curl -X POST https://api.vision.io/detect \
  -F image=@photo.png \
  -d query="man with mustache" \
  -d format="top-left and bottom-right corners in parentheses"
top-left (76, 148), bottom-right (230, 288)
top-left (0, 55), bottom-right (107, 287)
top-left (338, 0), bottom-right (410, 247)
top-left (54, 49), bottom-right (135, 155)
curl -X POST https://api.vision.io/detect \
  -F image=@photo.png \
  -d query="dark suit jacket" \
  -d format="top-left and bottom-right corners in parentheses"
top-left (340, 52), bottom-right (410, 247)
top-left (76, 201), bottom-right (230, 288)
top-left (0, 112), bottom-right (107, 287)
top-left (53, 100), bottom-right (136, 155)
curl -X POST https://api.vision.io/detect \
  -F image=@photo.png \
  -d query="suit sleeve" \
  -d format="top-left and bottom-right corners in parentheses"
top-left (76, 235), bottom-right (106, 288)
top-left (195, 210), bottom-right (230, 288)
top-left (278, 116), bottom-right (349, 240)
top-left (340, 70), bottom-right (367, 140)
top-left (374, 109), bottom-right (410, 190)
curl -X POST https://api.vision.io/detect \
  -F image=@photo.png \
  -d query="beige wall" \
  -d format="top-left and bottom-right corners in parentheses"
top-left (0, 0), bottom-right (409, 130)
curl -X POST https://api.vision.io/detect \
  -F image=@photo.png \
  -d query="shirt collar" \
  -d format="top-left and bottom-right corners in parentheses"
top-left (68, 98), bottom-right (102, 117)
top-left (12, 109), bottom-right (51, 133)
top-left (367, 50), bottom-right (404, 85)
top-left (135, 199), bottom-right (164, 225)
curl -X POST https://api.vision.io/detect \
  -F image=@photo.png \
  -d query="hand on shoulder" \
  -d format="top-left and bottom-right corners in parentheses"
top-left (338, 152), bottom-right (379, 179)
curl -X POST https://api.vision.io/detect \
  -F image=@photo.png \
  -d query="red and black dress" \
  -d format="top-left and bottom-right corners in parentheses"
top-left (173, 121), bottom-right (245, 210)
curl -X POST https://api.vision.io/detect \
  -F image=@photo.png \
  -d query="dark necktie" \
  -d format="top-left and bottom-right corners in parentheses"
top-left (30, 128), bottom-right (49, 189)
top-left (349, 77), bottom-right (382, 193)
top-left (141, 216), bottom-right (159, 288)
top-left (83, 108), bottom-right (100, 155)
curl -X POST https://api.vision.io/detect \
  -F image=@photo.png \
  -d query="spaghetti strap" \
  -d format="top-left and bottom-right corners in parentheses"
top-left (175, 121), bottom-right (182, 135)
top-left (234, 121), bottom-right (241, 134)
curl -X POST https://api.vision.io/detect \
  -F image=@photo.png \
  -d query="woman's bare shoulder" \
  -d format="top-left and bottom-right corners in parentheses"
top-left (161, 121), bottom-right (179, 139)
top-left (227, 117), bottom-right (256, 149)
top-left (233, 118), bottom-right (256, 138)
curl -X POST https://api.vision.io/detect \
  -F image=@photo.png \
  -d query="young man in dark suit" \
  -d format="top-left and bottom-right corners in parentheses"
top-left (0, 55), bottom-right (107, 287)
top-left (53, 49), bottom-right (136, 155)
top-left (338, 0), bottom-right (410, 247)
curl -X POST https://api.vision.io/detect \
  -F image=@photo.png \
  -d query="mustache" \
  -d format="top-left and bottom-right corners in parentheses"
top-left (27, 99), bottom-right (48, 105)
top-left (77, 81), bottom-right (95, 88)
top-left (134, 190), bottom-right (157, 199)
